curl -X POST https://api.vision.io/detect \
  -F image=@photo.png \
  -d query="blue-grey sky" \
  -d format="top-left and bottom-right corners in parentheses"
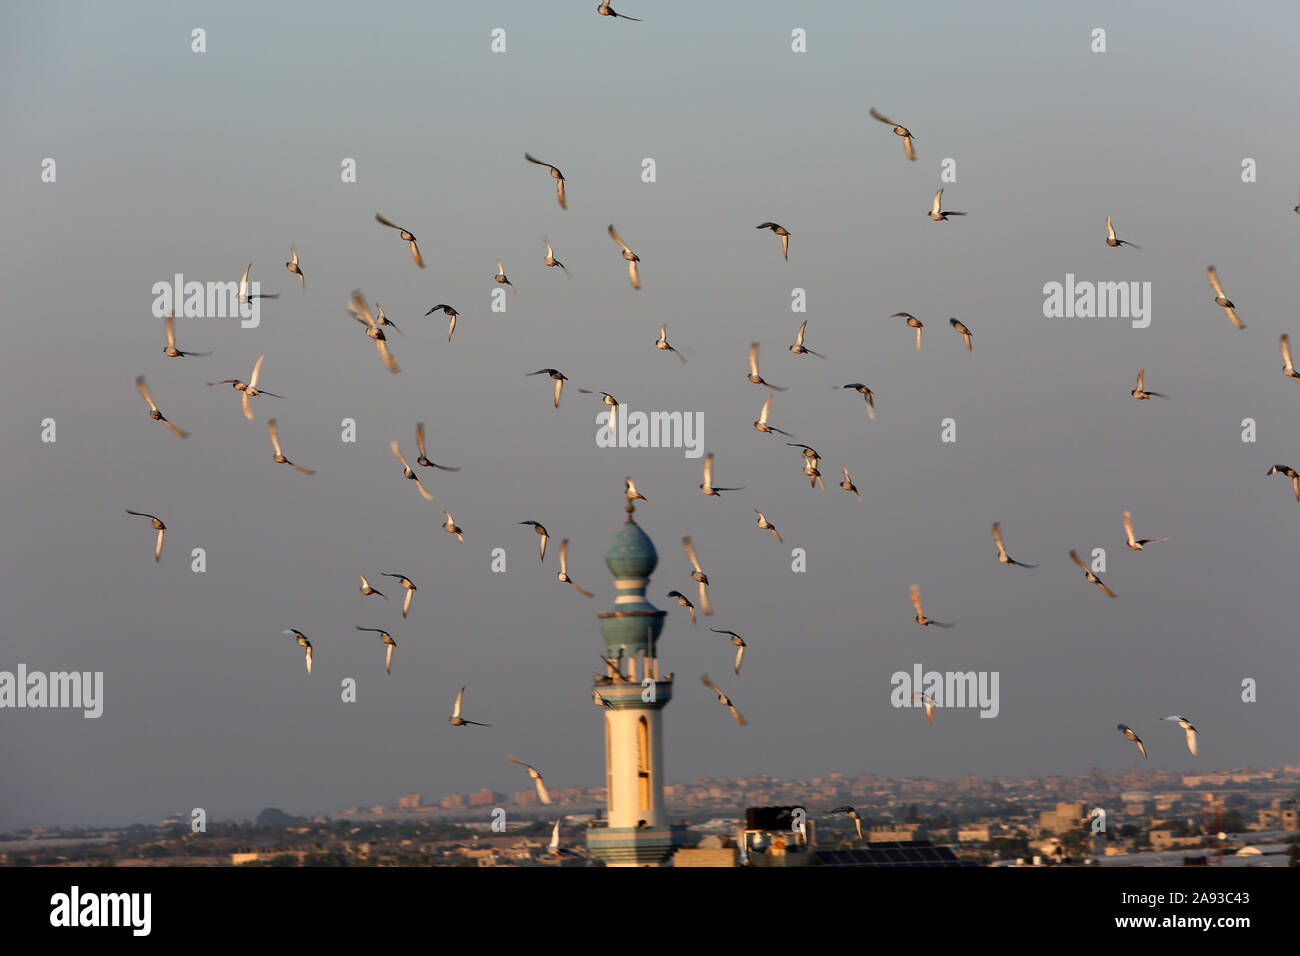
top-left (2, 1), bottom-right (1298, 830)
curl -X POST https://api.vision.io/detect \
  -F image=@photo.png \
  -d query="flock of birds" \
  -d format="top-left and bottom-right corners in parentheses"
top-left (111, 12), bottom-right (1300, 845)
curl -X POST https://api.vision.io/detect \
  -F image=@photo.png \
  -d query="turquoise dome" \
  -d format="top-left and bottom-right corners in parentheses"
top-left (606, 516), bottom-right (658, 579)
top-left (598, 513), bottom-right (664, 653)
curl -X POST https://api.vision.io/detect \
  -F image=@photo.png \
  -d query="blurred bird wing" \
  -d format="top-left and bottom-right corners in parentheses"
top-left (165, 314), bottom-right (177, 349)
top-left (268, 419), bottom-right (283, 456)
top-left (136, 376), bottom-right (158, 411)
top-left (992, 522), bottom-right (1007, 557)
top-left (1283, 335), bottom-right (1295, 372)
top-left (416, 421), bottom-right (428, 458)
top-left (683, 537), bottom-right (703, 573)
top-left (560, 538), bottom-right (569, 575)
top-left (909, 583), bottom-right (924, 616)
top-left (795, 320), bottom-right (807, 346)
top-left (1207, 266), bottom-right (1225, 297)
top-left (453, 686), bottom-right (465, 717)
top-left (931, 189), bottom-right (943, 216)
top-left (748, 343), bottom-right (760, 377)
top-left (759, 394), bottom-right (772, 424)
top-left (1106, 216), bottom-right (1116, 242)
top-left (1123, 511), bottom-right (1136, 544)
top-left (703, 454), bottom-right (714, 489)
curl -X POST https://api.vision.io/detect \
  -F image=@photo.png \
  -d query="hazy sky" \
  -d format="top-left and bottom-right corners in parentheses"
top-left (3, 1), bottom-right (1299, 831)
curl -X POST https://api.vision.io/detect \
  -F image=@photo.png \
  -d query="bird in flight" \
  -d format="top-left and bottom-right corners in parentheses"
top-left (449, 686), bottom-right (490, 727)
top-left (842, 383), bottom-right (876, 419)
top-left (754, 508), bottom-right (783, 544)
top-left (1123, 510), bottom-right (1167, 551)
top-left (683, 536), bottom-right (713, 616)
top-left (207, 354), bottom-right (282, 420)
top-left (519, 521), bottom-right (550, 561)
top-left (374, 302), bottom-right (402, 336)
top-left (1206, 266), bottom-right (1244, 329)
top-left (700, 452), bottom-right (745, 496)
top-left (375, 213), bottom-right (424, 267)
top-left (891, 313), bottom-right (926, 351)
top-left (542, 238), bottom-right (569, 275)
top-left (912, 691), bottom-right (937, 726)
top-left (1118, 723), bottom-right (1148, 759)
top-left (1130, 368), bottom-right (1168, 400)
top-left (625, 477), bottom-right (650, 506)
top-left (442, 511), bottom-right (465, 543)
top-left (928, 188), bottom-right (965, 221)
top-left (1281, 335), bottom-right (1300, 381)
top-left (267, 419), bottom-right (314, 474)
top-left (1070, 550), bottom-right (1116, 598)
top-left (237, 263), bottom-right (280, 304)
top-left (608, 224), bottom-right (640, 289)
top-left (753, 394), bottom-right (793, 437)
top-left (493, 259), bottom-right (517, 294)
top-left (285, 247), bottom-right (304, 288)
top-left (1105, 216), bottom-right (1140, 248)
top-left (135, 376), bottom-right (190, 438)
top-left (528, 369), bottom-right (569, 409)
top-left (390, 441), bottom-right (434, 500)
top-left (547, 819), bottom-right (581, 859)
top-left (701, 674), bottom-right (747, 725)
top-left (284, 629), bottom-right (312, 674)
top-left (124, 509), bottom-right (166, 562)
top-left (558, 539), bottom-right (594, 597)
top-left (802, 457), bottom-right (825, 490)
top-left (426, 303), bottom-right (461, 342)
top-left (593, 688), bottom-right (614, 708)
top-left (1161, 715), bottom-right (1199, 756)
top-left (415, 423), bottom-right (459, 472)
top-left (788, 443), bottom-right (821, 465)
top-left (868, 107), bottom-right (916, 160)
top-left (828, 805), bottom-right (864, 842)
top-left (992, 522), bottom-right (1037, 568)
top-left (656, 323), bottom-right (686, 362)
top-left (507, 755), bottom-right (553, 804)
top-left (524, 153), bottom-right (566, 209)
top-left (747, 342), bottom-right (786, 390)
top-left (579, 389), bottom-right (620, 433)
top-left (522, 369), bottom-right (569, 408)
top-left (348, 292), bottom-right (400, 373)
top-left (356, 626), bottom-right (397, 675)
top-left (359, 574), bottom-right (387, 600)
top-left (910, 583), bottom-right (953, 628)
top-left (710, 628), bottom-right (747, 675)
top-left (755, 222), bottom-right (791, 260)
top-left (667, 590), bottom-right (697, 625)
top-left (161, 313), bottom-right (211, 358)
top-left (840, 468), bottom-right (861, 500)
top-left (381, 573), bottom-right (418, 618)
top-left (1267, 464), bottom-right (1300, 501)
top-left (788, 319), bottom-right (824, 357)
top-left (949, 318), bottom-right (973, 352)
top-left (597, 2), bottom-right (642, 21)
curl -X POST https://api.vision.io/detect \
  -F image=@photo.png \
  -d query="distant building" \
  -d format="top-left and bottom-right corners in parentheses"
top-left (468, 789), bottom-right (503, 807)
top-left (398, 793), bottom-right (422, 810)
top-left (1038, 802), bottom-right (1085, 833)
top-left (1257, 799), bottom-right (1299, 831)
top-left (440, 793), bottom-right (467, 810)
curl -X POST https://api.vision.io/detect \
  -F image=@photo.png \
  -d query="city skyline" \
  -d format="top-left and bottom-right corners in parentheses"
top-left (3, 1), bottom-right (1299, 833)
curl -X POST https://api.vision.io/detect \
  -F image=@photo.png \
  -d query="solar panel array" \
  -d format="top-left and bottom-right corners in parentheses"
top-left (814, 841), bottom-right (978, 867)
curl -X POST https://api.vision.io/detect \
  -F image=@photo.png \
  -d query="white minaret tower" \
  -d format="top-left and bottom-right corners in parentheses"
top-left (586, 501), bottom-right (685, 866)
